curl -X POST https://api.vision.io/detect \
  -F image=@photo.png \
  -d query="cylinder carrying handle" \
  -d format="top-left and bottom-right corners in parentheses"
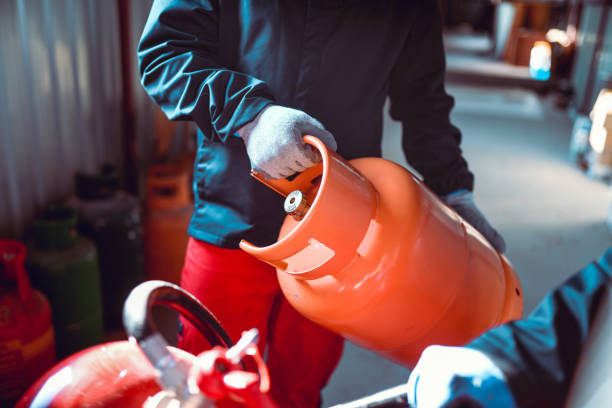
top-left (241, 135), bottom-right (376, 279)
top-left (240, 135), bottom-right (331, 273)
top-left (248, 135), bottom-right (328, 198)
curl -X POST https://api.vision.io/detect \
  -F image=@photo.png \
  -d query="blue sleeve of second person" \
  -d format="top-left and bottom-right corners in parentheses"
top-left (137, 0), bottom-right (274, 142)
top-left (466, 248), bottom-right (612, 408)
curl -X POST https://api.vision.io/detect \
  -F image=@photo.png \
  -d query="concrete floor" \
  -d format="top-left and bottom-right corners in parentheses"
top-left (321, 84), bottom-right (612, 406)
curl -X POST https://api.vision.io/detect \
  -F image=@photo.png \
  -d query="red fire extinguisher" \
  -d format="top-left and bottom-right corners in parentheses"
top-left (0, 239), bottom-right (56, 406)
top-left (16, 281), bottom-right (277, 408)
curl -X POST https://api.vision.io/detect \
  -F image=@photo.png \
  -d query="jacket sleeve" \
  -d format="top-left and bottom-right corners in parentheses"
top-left (387, 0), bottom-right (473, 196)
top-left (466, 247), bottom-right (612, 408)
top-left (138, 0), bottom-right (274, 142)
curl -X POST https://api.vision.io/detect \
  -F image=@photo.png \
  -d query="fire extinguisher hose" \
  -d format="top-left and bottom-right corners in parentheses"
top-left (123, 280), bottom-right (233, 348)
top-left (122, 280), bottom-right (238, 401)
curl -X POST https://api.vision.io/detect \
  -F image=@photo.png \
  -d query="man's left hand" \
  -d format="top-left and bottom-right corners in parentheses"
top-left (443, 190), bottom-right (506, 253)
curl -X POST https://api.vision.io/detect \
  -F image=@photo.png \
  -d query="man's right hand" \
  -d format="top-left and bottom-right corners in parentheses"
top-left (407, 345), bottom-right (517, 408)
top-left (238, 105), bottom-right (337, 179)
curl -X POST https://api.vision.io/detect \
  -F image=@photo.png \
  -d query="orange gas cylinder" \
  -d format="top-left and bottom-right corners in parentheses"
top-left (144, 164), bottom-right (193, 344)
top-left (240, 136), bottom-right (523, 366)
top-left (144, 163), bottom-right (192, 285)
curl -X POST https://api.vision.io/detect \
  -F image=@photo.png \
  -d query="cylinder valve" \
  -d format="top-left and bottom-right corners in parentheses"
top-left (284, 190), bottom-right (310, 221)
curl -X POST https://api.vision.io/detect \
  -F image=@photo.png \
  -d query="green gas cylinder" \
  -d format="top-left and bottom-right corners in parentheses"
top-left (67, 165), bottom-right (144, 332)
top-left (27, 206), bottom-right (104, 358)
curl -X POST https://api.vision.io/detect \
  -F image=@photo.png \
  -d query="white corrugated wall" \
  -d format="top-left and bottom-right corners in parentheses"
top-left (0, 0), bottom-right (157, 237)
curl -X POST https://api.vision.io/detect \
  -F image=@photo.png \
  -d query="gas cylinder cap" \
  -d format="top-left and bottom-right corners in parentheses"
top-left (284, 190), bottom-right (311, 221)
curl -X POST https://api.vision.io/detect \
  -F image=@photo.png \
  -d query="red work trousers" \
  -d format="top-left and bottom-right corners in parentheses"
top-left (179, 238), bottom-right (344, 408)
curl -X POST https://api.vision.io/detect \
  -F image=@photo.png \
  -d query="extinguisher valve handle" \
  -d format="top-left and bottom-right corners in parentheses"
top-left (140, 333), bottom-right (192, 399)
top-left (225, 328), bottom-right (260, 364)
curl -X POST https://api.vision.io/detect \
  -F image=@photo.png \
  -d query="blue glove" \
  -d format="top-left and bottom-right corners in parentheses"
top-left (238, 105), bottom-right (337, 179)
top-left (407, 345), bottom-right (517, 408)
top-left (443, 190), bottom-right (506, 253)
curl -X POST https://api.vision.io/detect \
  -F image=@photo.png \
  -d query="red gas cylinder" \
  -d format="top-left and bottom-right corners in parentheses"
top-left (15, 281), bottom-right (276, 408)
top-left (240, 136), bottom-right (524, 366)
top-left (0, 239), bottom-right (55, 406)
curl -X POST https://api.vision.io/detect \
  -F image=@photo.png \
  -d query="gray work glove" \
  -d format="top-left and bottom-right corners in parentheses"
top-left (443, 190), bottom-right (507, 253)
top-left (238, 105), bottom-right (337, 179)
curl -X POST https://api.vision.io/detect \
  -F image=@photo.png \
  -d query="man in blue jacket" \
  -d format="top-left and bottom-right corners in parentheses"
top-left (138, 1), bottom-right (505, 406)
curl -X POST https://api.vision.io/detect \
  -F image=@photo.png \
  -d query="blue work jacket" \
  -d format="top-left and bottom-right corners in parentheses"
top-left (138, 0), bottom-right (474, 248)
top-left (467, 247), bottom-right (612, 407)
